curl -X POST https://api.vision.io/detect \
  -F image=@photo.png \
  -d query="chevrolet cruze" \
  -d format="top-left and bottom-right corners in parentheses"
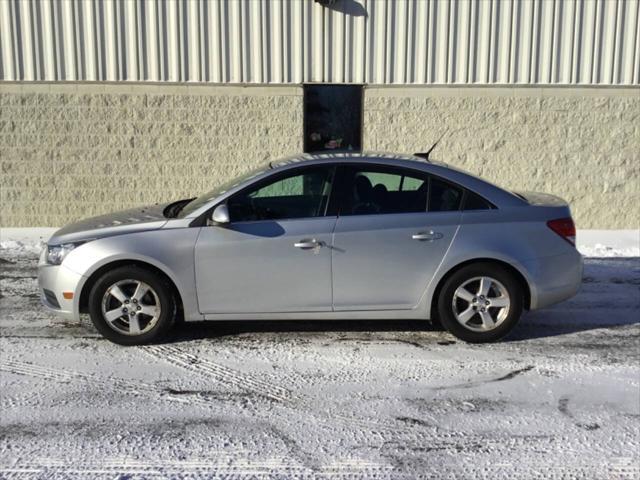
top-left (38, 152), bottom-right (582, 345)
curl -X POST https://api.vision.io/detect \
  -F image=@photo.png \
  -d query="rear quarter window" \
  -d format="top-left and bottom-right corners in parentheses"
top-left (428, 177), bottom-right (463, 212)
top-left (463, 191), bottom-right (494, 210)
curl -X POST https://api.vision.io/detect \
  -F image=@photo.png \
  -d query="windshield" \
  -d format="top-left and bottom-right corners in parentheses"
top-left (177, 164), bottom-right (271, 218)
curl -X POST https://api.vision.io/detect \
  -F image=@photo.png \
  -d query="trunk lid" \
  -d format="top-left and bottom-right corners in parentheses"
top-left (513, 191), bottom-right (568, 207)
top-left (515, 192), bottom-right (577, 246)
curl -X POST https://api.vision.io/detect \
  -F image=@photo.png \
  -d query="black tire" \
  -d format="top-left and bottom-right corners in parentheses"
top-left (437, 262), bottom-right (524, 343)
top-left (88, 265), bottom-right (177, 345)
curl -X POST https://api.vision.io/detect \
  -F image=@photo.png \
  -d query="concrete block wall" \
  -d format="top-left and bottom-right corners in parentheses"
top-left (1, 84), bottom-right (638, 229)
top-left (0, 84), bottom-right (302, 227)
top-left (364, 87), bottom-right (640, 229)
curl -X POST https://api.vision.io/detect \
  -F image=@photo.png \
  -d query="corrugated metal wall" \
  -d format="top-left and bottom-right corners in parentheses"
top-left (1, 0), bottom-right (639, 85)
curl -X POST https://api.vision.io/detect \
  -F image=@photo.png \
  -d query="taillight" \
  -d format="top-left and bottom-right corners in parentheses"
top-left (547, 217), bottom-right (576, 246)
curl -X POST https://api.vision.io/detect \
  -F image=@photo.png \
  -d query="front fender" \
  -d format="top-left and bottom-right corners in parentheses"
top-left (62, 228), bottom-right (203, 321)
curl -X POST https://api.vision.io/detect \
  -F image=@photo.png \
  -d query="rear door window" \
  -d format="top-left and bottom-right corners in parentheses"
top-left (339, 166), bottom-right (429, 215)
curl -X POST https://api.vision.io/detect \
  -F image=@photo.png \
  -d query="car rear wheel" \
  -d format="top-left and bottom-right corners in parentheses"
top-left (437, 263), bottom-right (524, 343)
top-left (88, 266), bottom-right (177, 345)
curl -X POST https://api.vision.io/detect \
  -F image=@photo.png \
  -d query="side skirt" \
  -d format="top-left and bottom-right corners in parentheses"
top-left (195, 308), bottom-right (428, 322)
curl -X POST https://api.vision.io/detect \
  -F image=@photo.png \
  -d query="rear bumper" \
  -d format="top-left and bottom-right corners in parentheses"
top-left (37, 260), bottom-right (85, 322)
top-left (524, 249), bottom-right (583, 310)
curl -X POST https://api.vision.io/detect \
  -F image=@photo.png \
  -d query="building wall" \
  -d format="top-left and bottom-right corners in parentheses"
top-left (1, 83), bottom-right (638, 229)
top-left (1, 1), bottom-right (638, 229)
top-left (364, 86), bottom-right (640, 229)
top-left (2, 0), bottom-right (639, 85)
top-left (0, 84), bottom-right (302, 227)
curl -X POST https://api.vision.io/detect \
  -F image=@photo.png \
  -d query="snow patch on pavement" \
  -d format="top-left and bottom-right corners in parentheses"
top-left (0, 228), bottom-right (55, 254)
top-left (577, 229), bottom-right (640, 257)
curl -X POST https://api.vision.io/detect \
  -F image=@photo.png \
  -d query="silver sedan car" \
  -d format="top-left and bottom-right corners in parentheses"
top-left (38, 152), bottom-right (582, 345)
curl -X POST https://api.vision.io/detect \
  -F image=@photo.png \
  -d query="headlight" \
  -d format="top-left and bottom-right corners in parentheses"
top-left (46, 243), bottom-right (83, 265)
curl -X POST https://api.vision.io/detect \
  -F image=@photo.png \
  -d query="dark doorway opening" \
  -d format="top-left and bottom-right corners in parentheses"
top-left (303, 84), bottom-right (363, 153)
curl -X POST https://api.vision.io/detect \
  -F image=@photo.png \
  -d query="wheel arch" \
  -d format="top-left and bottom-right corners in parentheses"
top-left (79, 259), bottom-right (184, 318)
top-left (429, 258), bottom-right (532, 322)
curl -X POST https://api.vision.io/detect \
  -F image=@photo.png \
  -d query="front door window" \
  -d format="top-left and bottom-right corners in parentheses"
top-left (228, 166), bottom-right (335, 222)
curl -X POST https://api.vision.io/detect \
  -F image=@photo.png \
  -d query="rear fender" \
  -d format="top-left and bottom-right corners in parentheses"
top-left (419, 249), bottom-right (537, 319)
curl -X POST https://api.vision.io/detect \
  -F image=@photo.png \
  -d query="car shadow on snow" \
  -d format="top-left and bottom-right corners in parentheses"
top-left (503, 313), bottom-right (639, 342)
top-left (503, 257), bottom-right (640, 342)
top-left (172, 319), bottom-right (446, 343)
top-left (170, 314), bottom-right (638, 345)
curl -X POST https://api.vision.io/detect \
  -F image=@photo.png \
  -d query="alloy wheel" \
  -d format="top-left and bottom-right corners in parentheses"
top-left (451, 276), bottom-right (511, 332)
top-left (101, 279), bottom-right (161, 336)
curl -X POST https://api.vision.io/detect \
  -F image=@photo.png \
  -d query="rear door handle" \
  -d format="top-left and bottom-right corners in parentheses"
top-left (412, 231), bottom-right (443, 241)
top-left (294, 238), bottom-right (322, 249)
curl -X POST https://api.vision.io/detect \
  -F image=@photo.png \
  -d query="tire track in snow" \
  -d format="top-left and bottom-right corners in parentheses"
top-left (558, 396), bottom-right (601, 431)
top-left (141, 344), bottom-right (294, 403)
top-left (430, 365), bottom-right (535, 391)
top-left (0, 360), bottom-right (78, 382)
top-left (0, 457), bottom-right (396, 479)
top-left (0, 354), bottom-right (542, 440)
top-left (1, 355), bottom-right (401, 436)
top-left (0, 360), bottom-right (209, 407)
top-left (139, 345), bottom-right (542, 437)
top-left (141, 344), bottom-right (407, 434)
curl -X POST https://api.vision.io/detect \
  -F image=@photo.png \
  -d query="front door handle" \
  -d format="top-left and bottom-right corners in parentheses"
top-left (294, 239), bottom-right (322, 249)
top-left (412, 231), bottom-right (443, 241)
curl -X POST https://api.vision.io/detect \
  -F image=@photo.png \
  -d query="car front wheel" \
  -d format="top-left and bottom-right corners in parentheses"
top-left (88, 266), bottom-right (177, 345)
top-left (437, 263), bottom-right (524, 343)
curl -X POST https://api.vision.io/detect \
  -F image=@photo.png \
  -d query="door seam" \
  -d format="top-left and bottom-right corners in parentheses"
top-left (329, 216), bottom-right (339, 312)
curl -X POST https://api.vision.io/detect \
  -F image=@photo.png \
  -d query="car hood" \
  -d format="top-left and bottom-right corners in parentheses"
top-left (48, 203), bottom-right (169, 245)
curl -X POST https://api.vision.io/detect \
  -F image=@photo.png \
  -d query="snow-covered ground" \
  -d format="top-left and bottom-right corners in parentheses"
top-left (0, 230), bottom-right (638, 479)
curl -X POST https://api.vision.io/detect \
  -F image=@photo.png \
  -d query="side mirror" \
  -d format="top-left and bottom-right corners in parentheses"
top-left (209, 204), bottom-right (230, 226)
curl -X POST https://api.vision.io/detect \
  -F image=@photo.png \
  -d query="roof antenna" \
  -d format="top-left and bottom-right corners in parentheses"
top-left (414, 127), bottom-right (449, 161)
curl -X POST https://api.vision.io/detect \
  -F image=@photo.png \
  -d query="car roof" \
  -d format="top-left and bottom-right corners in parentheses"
top-left (270, 151), bottom-right (433, 169)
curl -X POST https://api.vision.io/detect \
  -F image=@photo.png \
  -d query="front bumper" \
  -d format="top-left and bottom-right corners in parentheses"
top-left (37, 257), bottom-right (85, 322)
top-left (524, 248), bottom-right (583, 310)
